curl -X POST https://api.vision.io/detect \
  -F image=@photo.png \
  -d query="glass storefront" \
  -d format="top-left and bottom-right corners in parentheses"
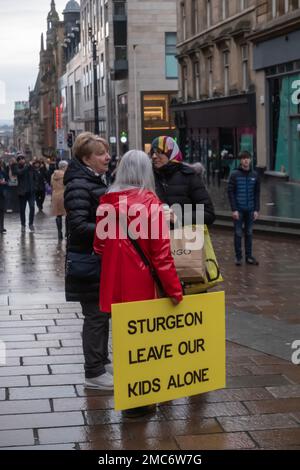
top-left (181, 126), bottom-right (256, 182)
top-left (142, 92), bottom-right (176, 153)
top-left (269, 71), bottom-right (300, 181)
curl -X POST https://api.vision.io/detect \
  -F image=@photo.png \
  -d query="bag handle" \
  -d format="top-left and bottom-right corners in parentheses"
top-left (205, 258), bottom-right (220, 282)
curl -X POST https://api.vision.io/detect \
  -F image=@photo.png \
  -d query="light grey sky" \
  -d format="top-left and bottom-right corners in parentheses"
top-left (0, 0), bottom-right (67, 122)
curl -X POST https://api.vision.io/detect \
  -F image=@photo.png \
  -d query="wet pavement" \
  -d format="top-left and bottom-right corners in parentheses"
top-left (0, 199), bottom-right (300, 450)
top-left (208, 177), bottom-right (300, 222)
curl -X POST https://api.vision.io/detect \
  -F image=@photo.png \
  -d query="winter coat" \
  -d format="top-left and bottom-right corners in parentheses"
top-left (154, 162), bottom-right (215, 226)
top-left (34, 168), bottom-right (47, 192)
top-left (0, 168), bottom-right (8, 211)
top-left (228, 167), bottom-right (260, 213)
top-left (13, 163), bottom-right (37, 196)
top-left (94, 188), bottom-right (183, 313)
top-left (51, 170), bottom-right (66, 216)
top-left (64, 158), bottom-right (107, 303)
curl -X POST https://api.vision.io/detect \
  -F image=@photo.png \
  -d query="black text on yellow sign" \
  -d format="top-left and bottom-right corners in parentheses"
top-left (111, 291), bottom-right (226, 410)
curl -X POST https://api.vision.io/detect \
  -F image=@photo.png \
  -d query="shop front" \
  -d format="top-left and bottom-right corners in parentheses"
top-left (172, 93), bottom-right (256, 181)
top-left (252, 25), bottom-right (300, 182)
top-left (268, 67), bottom-right (300, 181)
top-left (141, 92), bottom-right (177, 154)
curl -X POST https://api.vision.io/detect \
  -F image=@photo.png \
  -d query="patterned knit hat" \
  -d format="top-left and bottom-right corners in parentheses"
top-left (151, 136), bottom-right (183, 163)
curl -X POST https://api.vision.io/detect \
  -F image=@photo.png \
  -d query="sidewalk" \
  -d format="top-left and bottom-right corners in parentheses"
top-left (208, 177), bottom-right (300, 234)
top-left (0, 202), bottom-right (300, 450)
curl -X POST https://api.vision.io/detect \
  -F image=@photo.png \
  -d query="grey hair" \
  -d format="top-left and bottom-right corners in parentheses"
top-left (108, 150), bottom-right (156, 193)
top-left (58, 160), bottom-right (69, 170)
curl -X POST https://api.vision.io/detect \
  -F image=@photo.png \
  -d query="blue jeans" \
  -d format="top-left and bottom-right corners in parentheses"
top-left (19, 193), bottom-right (35, 227)
top-left (234, 211), bottom-right (254, 260)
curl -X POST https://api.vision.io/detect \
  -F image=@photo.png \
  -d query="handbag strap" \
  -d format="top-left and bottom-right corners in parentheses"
top-left (120, 218), bottom-right (165, 296)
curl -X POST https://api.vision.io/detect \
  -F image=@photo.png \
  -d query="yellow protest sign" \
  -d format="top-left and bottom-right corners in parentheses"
top-left (111, 291), bottom-right (226, 411)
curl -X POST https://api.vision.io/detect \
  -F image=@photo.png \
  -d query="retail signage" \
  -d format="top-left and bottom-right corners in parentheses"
top-left (291, 80), bottom-right (300, 105)
top-left (112, 292), bottom-right (226, 411)
top-left (56, 129), bottom-right (65, 150)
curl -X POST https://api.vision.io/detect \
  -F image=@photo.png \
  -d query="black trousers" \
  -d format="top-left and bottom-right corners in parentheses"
top-left (35, 190), bottom-right (46, 210)
top-left (19, 193), bottom-right (35, 226)
top-left (80, 302), bottom-right (110, 379)
top-left (0, 208), bottom-right (5, 231)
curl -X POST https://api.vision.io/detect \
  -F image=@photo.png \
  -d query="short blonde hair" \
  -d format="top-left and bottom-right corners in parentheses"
top-left (72, 132), bottom-right (109, 162)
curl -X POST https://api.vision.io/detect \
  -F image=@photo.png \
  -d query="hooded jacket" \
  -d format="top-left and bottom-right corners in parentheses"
top-left (64, 158), bottom-right (107, 303)
top-left (154, 162), bottom-right (215, 226)
top-left (94, 188), bottom-right (183, 313)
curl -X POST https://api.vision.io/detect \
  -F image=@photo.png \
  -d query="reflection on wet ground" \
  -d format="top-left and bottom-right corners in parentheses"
top-left (208, 178), bottom-right (300, 220)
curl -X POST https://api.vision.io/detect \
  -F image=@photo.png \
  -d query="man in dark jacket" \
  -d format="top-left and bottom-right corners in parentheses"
top-left (228, 151), bottom-right (260, 266)
top-left (13, 155), bottom-right (37, 232)
top-left (33, 160), bottom-right (47, 211)
top-left (64, 132), bottom-right (112, 391)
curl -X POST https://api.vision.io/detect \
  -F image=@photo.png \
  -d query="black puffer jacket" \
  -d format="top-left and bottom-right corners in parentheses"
top-left (64, 158), bottom-right (107, 303)
top-left (154, 162), bottom-right (215, 226)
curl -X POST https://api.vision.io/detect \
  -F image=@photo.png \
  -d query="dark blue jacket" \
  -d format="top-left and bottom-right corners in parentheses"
top-left (228, 167), bottom-right (260, 212)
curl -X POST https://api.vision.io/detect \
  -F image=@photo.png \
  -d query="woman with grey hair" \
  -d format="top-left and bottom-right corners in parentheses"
top-left (51, 160), bottom-right (69, 240)
top-left (94, 150), bottom-right (183, 417)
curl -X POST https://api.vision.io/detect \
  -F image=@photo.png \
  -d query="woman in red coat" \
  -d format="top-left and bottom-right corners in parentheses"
top-left (94, 150), bottom-right (183, 416)
top-left (94, 150), bottom-right (183, 313)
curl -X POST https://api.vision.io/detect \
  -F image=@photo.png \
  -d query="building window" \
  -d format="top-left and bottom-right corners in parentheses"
top-left (241, 45), bottom-right (249, 92)
top-left (181, 2), bottom-right (186, 41)
top-left (182, 65), bottom-right (188, 101)
top-left (191, 0), bottom-right (199, 36)
top-left (75, 80), bottom-right (81, 118)
top-left (142, 93), bottom-right (176, 131)
top-left (208, 56), bottom-right (213, 97)
top-left (89, 63), bottom-right (93, 99)
top-left (165, 33), bottom-right (178, 79)
top-left (193, 61), bottom-right (200, 100)
top-left (223, 51), bottom-right (229, 96)
top-left (114, 1), bottom-right (126, 16)
top-left (70, 85), bottom-right (74, 120)
top-left (222, 0), bottom-right (228, 20)
top-left (291, 0), bottom-right (300, 10)
top-left (100, 54), bottom-right (105, 95)
top-left (207, 0), bottom-right (212, 28)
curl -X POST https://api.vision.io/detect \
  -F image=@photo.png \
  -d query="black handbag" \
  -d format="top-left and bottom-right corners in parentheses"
top-left (65, 252), bottom-right (101, 280)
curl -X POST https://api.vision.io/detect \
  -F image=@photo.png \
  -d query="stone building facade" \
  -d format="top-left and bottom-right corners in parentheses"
top-left (174, 0), bottom-right (300, 182)
top-left (78, 0), bottom-right (178, 155)
top-left (173, 0), bottom-right (257, 178)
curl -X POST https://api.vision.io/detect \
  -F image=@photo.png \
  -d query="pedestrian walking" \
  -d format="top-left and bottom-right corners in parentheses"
top-left (64, 132), bottom-right (112, 390)
top-left (51, 160), bottom-right (68, 240)
top-left (94, 149), bottom-right (183, 416)
top-left (0, 160), bottom-right (8, 234)
top-left (13, 155), bottom-right (37, 232)
top-left (33, 159), bottom-right (47, 211)
top-left (228, 150), bottom-right (260, 266)
top-left (150, 136), bottom-right (215, 226)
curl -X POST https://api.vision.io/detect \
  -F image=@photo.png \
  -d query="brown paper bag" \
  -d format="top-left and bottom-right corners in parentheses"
top-left (170, 225), bottom-right (205, 282)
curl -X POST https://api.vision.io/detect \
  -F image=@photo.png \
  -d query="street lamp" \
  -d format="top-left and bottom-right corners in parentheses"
top-left (133, 44), bottom-right (138, 148)
top-left (88, 25), bottom-right (99, 135)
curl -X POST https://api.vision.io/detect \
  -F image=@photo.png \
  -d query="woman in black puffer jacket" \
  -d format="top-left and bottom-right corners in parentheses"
top-left (150, 136), bottom-right (215, 226)
top-left (64, 132), bottom-right (113, 391)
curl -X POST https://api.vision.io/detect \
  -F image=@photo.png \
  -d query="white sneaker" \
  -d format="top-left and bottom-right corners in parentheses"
top-left (105, 363), bottom-right (113, 375)
top-left (84, 372), bottom-right (114, 391)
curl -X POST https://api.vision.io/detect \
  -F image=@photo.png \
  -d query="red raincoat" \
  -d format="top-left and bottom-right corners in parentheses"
top-left (93, 188), bottom-right (183, 313)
